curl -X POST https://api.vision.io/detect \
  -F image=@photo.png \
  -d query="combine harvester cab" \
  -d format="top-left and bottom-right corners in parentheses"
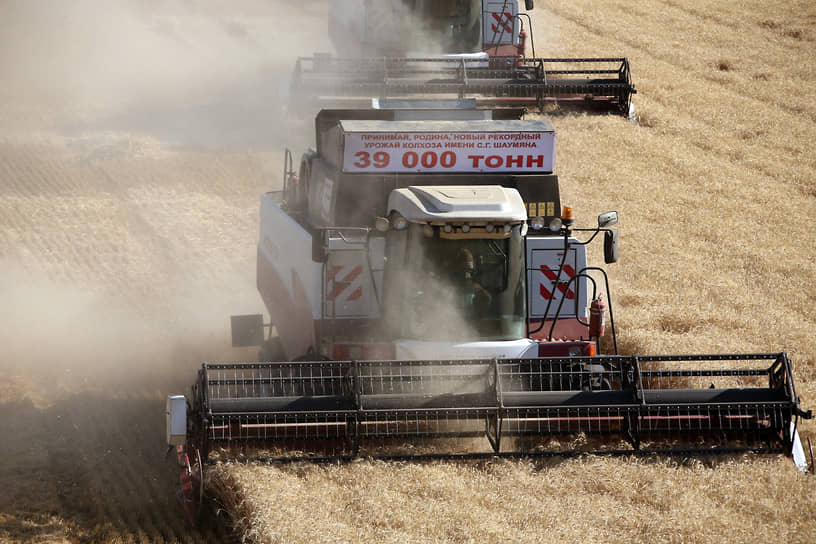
top-left (289, 0), bottom-right (636, 117)
top-left (168, 103), bottom-right (811, 525)
top-left (328, 0), bottom-right (535, 58)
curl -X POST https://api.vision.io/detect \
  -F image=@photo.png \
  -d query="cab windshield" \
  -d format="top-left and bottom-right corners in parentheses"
top-left (383, 224), bottom-right (526, 342)
top-left (407, 0), bottom-right (483, 53)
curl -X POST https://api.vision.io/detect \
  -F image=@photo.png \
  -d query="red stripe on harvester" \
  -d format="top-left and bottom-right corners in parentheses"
top-left (327, 265), bottom-right (342, 282)
top-left (346, 286), bottom-right (363, 301)
top-left (342, 265), bottom-right (363, 284)
top-left (539, 265), bottom-right (576, 300)
top-left (327, 265), bottom-right (364, 301)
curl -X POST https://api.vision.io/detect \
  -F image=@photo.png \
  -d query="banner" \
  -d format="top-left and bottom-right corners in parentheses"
top-left (342, 131), bottom-right (555, 174)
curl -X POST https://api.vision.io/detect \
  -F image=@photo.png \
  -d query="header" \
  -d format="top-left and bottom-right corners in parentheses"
top-left (342, 130), bottom-right (556, 174)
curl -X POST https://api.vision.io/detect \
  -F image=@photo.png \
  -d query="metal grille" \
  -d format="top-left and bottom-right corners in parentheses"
top-left (637, 354), bottom-right (775, 390)
top-left (193, 353), bottom-right (805, 461)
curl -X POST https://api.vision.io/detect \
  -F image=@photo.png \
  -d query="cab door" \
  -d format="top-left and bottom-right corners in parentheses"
top-left (526, 236), bottom-right (588, 321)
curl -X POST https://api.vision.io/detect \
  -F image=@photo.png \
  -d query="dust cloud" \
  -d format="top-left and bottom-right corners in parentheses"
top-left (0, 261), bottom-right (255, 404)
top-left (328, 0), bottom-right (482, 56)
top-left (329, 0), bottom-right (418, 56)
top-left (0, 1), bottom-right (507, 540)
top-left (0, 0), bottom-right (333, 148)
top-left (0, 1), bottom-right (336, 401)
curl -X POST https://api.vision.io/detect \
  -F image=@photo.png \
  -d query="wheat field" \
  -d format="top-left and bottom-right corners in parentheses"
top-left (0, 1), bottom-right (814, 543)
top-left (210, 2), bottom-right (816, 543)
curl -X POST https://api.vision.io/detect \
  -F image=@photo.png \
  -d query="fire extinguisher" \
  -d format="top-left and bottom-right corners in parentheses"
top-left (589, 294), bottom-right (607, 342)
top-left (517, 30), bottom-right (528, 57)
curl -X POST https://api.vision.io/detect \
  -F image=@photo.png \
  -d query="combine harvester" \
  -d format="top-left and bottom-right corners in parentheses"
top-left (167, 102), bottom-right (812, 525)
top-left (165, 0), bottom-right (811, 526)
top-left (290, 0), bottom-right (636, 116)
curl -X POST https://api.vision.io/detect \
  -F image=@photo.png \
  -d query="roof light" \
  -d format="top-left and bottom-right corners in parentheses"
top-left (443, 224), bottom-right (453, 234)
top-left (393, 214), bottom-right (408, 230)
top-left (461, 224), bottom-right (471, 233)
top-left (503, 224), bottom-right (512, 233)
top-left (561, 206), bottom-right (575, 226)
top-left (549, 217), bottom-right (562, 232)
top-left (423, 224), bottom-right (434, 237)
top-left (530, 216), bottom-right (545, 230)
top-left (485, 224), bottom-right (495, 233)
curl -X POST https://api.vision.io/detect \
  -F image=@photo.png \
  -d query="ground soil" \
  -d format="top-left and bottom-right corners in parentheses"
top-left (1, 1), bottom-right (814, 543)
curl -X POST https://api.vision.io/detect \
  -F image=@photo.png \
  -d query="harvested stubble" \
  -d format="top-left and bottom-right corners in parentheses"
top-left (210, 1), bottom-right (816, 542)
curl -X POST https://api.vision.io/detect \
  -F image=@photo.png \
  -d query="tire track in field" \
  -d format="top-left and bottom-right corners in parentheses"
top-left (0, 147), bottom-right (40, 198)
top-left (0, 144), bottom-right (96, 197)
top-left (1, 137), bottom-right (266, 306)
top-left (0, 195), bottom-right (134, 287)
top-left (0, 144), bottom-right (261, 538)
top-left (97, 402), bottom-right (158, 542)
top-left (37, 395), bottom-right (233, 543)
top-left (118, 406), bottom-right (186, 543)
top-left (0, 142), bottom-right (157, 291)
top-left (96, 167), bottom-right (183, 305)
top-left (0, 143), bottom-right (175, 294)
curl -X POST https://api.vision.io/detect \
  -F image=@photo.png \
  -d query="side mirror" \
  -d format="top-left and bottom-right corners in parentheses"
top-left (312, 231), bottom-right (327, 263)
top-left (525, 0), bottom-right (535, 10)
top-left (598, 210), bottom-right (618, 229)
top-left (604, 229), bottom-right (619, 264)
top-left (230, 314), bottom-right (265, 347)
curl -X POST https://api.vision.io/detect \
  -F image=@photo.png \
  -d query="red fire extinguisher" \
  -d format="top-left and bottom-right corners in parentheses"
top-left (589, 294), bottom-right (607, 339)
top-left (517, 30), bottom-right (528, 57)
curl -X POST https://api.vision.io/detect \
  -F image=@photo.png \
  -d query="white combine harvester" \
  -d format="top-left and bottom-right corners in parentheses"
top-left (165, 0), bottom-right (811, 527)
top-left (167, 102), bottom-right (811, 526)
top-left (290, 0), bottom-right (637, 116)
